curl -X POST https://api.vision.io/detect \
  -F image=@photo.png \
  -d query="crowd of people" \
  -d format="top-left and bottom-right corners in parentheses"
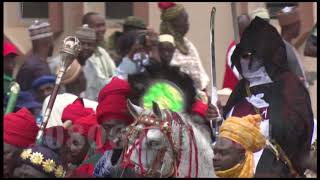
top-left (3, 2), bottom-right (317, 178)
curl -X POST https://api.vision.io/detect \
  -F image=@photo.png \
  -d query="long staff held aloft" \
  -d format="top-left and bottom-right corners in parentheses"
top-left (36, 36), bottom-right (81, 143)
top-left (209, 6), bottom-right (224, 141)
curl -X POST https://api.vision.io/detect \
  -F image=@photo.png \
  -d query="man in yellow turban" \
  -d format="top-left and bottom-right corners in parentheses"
top-left (213, 114), bottom-right (266, 178)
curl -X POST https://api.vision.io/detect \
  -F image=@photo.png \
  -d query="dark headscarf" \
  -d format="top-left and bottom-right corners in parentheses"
top-left (231, 17), bottom-right (290, 81)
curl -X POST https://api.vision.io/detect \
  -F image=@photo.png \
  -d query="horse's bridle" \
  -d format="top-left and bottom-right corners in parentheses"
top-left (121, 110), bottom-right (182, 177)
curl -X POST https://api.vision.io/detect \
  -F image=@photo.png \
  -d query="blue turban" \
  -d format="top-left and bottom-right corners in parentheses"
top-left (32, 75), bottom-right (56, 90)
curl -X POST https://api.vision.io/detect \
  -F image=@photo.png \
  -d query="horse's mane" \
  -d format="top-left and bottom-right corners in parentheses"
top-left (127, 62), bottom-right (196, 113)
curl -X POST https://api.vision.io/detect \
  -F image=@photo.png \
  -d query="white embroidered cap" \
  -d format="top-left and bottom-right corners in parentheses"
top-left (28, 20), bottom-right (53, 40)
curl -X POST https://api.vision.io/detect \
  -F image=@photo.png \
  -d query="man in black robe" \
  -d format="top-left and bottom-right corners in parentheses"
top-left (222, 17), bottom-right (314, 177)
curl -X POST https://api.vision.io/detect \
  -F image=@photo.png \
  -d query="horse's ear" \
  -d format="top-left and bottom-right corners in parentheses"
top-left (127, 99), bottom-right (143, 120)
top-left (152, 101), bottom-right (162, 119)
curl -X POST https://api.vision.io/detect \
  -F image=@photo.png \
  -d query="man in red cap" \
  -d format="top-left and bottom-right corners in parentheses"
top-left (3, 108), bottom-right (39, 177)
top-left (93, 76), bottom-right (135, 177)
top-left (60, 98), bottom-right (108, 177)
top-left (3, 41), bottom-right (18, 95)
top-left (64, 113), bottom-right (108, 177)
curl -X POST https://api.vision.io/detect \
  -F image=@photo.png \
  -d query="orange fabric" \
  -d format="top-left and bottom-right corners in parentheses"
top-left (216, 151), bottom-right (254, 178)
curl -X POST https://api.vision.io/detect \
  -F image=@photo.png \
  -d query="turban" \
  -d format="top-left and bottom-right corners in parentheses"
top-left (4, 108), bottom-right (39, 148)
top-left (28, 20), bottom-right (53, 40)
top-left (159, 34), bottom-right (176, 46)
top-left (158, 2), bottom-right (185, 21)
top-left (219, 114), bottom-right (266, 153)
top-left (62, 98), bottom-right (95, 123)
top-left (32, 75), bottom-right (56, 90)
top-left (4, 41), bottom-right (18, 57)
top-left (96, 77), bottom-right (133, 125)
top-left (59, 59), bottom-right (82, 84)
top-left (75, 24), bottom-right (96, 42)
top-left (249, 8), bottom-right (270, 21)
top-left (19, 144), bottom-right (65, 177)
top-left (70, 114), bottom-right (100, 142)
top-left (277, 6), bottom-right (300, 27)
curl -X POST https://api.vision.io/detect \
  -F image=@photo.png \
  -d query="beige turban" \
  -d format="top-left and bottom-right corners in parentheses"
top-left (219, 114), bottom-right (266, 153)
top-left (56, 59), bottom-right (82, 85)
top-left (277, 6), bottom-right (300, 26)
top-left (249, 8), bottom-right (270, 21)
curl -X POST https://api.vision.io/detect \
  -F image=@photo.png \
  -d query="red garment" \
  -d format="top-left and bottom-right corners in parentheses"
top-left (192, 99), bottom-right (209, 118)
top-left (97, 77), bottom-right (133, 125)
top-left (4, 108), bottom-right (39, 148)
top-left (4, 41), bottom-right (17, 57)
top-left (158, 2), bottom-right (176, 10)
top-left (68, 164), bottom-right (95, 178)
top-left (62, 98), bottom-right (95, 123)
top-left (222, 40), bottom-right (239, 90)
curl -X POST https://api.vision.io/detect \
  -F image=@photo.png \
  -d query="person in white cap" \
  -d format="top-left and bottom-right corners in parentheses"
top-left (16, 20), bottom-right (54, 91)
top-left (158, 34), bottom-right (176, 65)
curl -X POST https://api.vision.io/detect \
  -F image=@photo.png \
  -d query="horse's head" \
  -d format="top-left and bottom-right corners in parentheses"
top-left (121, 100), bottom-right (179, 177)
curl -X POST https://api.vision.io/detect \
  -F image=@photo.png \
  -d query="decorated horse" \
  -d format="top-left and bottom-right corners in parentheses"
top-left (119, 100), bottom-right (216, 178)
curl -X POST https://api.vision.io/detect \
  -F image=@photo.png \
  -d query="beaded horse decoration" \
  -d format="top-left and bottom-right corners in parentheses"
top-left (120, 100), bottom-right (216, 177)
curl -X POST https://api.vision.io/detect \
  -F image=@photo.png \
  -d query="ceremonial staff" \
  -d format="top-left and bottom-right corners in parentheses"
top-left (209, 7), bottom-right (223, 141)
top-left (36, 36), bottom-right (81, 143)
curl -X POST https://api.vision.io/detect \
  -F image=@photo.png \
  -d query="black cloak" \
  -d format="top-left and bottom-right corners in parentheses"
top-left (224, 17), bottom-right (314, 177)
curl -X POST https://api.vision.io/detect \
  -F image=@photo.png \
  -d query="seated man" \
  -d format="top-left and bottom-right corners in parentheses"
top-left (4, 108), bottom-right (39, 178)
